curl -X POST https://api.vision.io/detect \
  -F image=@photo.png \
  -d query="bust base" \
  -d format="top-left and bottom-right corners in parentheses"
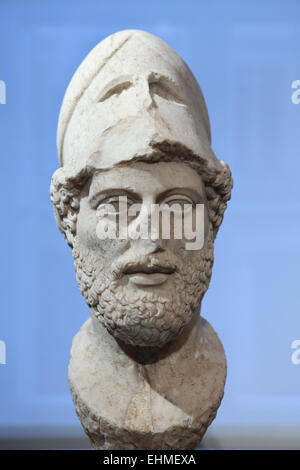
top-left (69, 315), bottom-right (226, 450)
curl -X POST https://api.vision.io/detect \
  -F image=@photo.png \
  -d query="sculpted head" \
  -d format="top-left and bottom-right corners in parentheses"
top-left (50, 30), bottom-right (233, 349)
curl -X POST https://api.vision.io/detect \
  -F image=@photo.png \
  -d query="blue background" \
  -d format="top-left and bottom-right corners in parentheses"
top-left (0, 0), bottom-right (300, 443)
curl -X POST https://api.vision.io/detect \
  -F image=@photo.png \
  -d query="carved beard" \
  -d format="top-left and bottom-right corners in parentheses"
top-left (72, 228), bottom-right (215, 348)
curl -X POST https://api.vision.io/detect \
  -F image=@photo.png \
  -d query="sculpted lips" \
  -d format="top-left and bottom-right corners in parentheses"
top-left (124, 264), bottom-right (175, 275)
top-left (123, 264), bottom-right (175, 286)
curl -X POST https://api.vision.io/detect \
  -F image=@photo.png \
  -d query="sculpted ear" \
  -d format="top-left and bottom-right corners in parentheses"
top-left (50, 167), bottom-right (78, 249)
top-left (53, 205), bottom-right (75, 248)
top-left (64, 228), bottom-right (75, 249)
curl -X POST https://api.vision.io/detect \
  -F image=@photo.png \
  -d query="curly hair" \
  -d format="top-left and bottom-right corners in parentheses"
top-left (50, 154), bottom-right (233, 248)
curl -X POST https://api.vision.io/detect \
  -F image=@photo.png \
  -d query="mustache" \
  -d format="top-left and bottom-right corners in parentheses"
top-left (111, 253), bottom-right (180, 280)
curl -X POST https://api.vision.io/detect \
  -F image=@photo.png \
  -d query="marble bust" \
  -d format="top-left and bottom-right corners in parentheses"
top-left (50, 30), bottom-right (233, 450)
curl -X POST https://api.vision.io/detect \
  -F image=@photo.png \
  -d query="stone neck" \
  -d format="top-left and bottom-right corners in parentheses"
top-left (90, 307), bottom-right (201, 365)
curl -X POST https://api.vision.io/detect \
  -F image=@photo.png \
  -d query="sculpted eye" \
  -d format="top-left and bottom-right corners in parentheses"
top-left (97, 197), bottom-right (136, 216)
top-left (161, 195), bottom-right (194, 212)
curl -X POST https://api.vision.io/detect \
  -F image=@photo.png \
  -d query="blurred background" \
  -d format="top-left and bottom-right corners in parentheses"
top-left (0, 0), bottom-right (300, 449)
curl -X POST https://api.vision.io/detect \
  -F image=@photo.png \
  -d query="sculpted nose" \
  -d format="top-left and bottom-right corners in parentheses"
top-left (144, 237), bottom-right (166, 253)
top-left (128, 203), bottom-right (167, 253)
top-left (132, 237), bottom-right (167, 256)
